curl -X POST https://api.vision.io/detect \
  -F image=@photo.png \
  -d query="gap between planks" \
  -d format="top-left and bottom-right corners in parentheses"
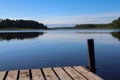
top-left (0, 66), bottom-right (103, 80)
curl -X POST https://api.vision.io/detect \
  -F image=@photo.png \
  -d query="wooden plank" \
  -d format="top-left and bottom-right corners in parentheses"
top-left (53, 67), bottom-right (72, 80)
top-left (0, 71), bottom-right (6, 80)
top-left (63, 67), bottom-right (87, 80)
top-left (0, 66), bottom-right (103, 80)
top-left (42, 68), bottom-right (59, 80)
top-left (6, 70), bottom-right (18, 80)
top-left (74, 66), bottom-right (103, 80)
top-left (19, 70), bottom-right (30, 80)
top-left (31, 69), bottom-right (44, 80)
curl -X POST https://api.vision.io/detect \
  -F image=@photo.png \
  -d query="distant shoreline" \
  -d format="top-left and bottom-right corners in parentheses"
top-left (0, 17), bottom-right (120, 30)
top-left (0, 28), bottom-right (49, 30)
top-left (0, 28), bottom-right (120, 30)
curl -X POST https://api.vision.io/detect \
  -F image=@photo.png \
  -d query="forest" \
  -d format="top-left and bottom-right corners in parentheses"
top-left (74, 17), bottom-right (120, 29)
top-left (0, 17), bottom-right (120, 29)
top-left (0, 19), bottom-right (48, 29)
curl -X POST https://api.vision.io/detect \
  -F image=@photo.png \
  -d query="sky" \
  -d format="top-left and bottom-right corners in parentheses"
top-left (0, 0), bottom-right (120, 27)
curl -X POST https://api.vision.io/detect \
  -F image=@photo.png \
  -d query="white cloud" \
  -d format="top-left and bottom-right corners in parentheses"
top-left (38, 12), bottom-right (120, 24)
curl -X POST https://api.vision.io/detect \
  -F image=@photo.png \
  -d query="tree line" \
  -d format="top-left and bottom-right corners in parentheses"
top-left (74, 17), bottom-right (120, 29)
top-left (0, 19), bottom-right (48, 29)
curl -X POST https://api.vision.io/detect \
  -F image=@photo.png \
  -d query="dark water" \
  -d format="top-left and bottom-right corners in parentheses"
top-left (0, 29), bottom-right (120, 80)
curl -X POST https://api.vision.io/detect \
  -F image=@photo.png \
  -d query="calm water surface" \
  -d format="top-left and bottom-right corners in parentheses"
top-left (0, 29), bottom-right (120, 80)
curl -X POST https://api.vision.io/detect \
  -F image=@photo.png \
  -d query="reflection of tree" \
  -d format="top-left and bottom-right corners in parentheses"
top-left (0, 32), bottom-right (44, 41)
top-left (111, 32), bottom-right (120, 41)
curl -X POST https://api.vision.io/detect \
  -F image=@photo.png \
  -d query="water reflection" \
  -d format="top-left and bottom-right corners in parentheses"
top-left (0, 31), bottom-right (120, 42)
top-left (76, 32), bottom-right (110, 34)
top-left (0, 32), bottom-right (44, 41)
top-left (0, 30), bottom-right (120, 80)
top-left (76, 31), bottom-right (120, 41)
top-left (111, 32), bottom-right (120, 41)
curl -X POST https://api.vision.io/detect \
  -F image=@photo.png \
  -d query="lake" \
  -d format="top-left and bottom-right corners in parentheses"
top-left (0, 29), bottom-right (120, 80)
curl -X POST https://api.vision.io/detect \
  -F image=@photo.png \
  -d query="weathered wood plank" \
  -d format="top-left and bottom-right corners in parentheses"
top-left (0, 71), bottom-right (6, 80)
top-left (0, 66), bottom-right (103, 80)
top-left (6, 70), bottom-right (18, 80)
top-left (74, 66), bottom-right (103, 80)
top-left (63, 67), bottom-right (87, 80)
top-left (42, 68), bottom-right (59, 80)
top-left (53, 67), bottom-right (72, 80)
top-left (19, 70), bottom-right (30, 80)
top-left (31, 69), bottom-right (44, 80)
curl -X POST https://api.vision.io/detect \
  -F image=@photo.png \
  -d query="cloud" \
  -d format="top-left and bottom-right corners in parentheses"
top-left (38, 12), bottom-right (120, 24)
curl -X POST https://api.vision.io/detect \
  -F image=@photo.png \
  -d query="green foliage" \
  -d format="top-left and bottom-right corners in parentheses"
top-left (74, 24), bottom-right (110, 29)
top-left (74, 17), bottom-right (120, 29)
top-left (0, 19), bottom-right (48, 29)
top-left (111, 17), bottom-right (120, 28)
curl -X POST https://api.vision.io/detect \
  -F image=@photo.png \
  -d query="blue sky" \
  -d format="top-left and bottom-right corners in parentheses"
top-left (0, 0), bottom-right (120, 27)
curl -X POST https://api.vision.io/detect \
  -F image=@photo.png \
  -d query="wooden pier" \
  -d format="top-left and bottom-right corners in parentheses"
top-left (0, 66), bottom-right (103, 80)
top-left (0, 39), bottom-right (103, 80)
